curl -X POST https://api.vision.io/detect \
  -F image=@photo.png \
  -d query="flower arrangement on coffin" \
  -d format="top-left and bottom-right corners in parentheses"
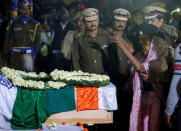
top-left (1, 67), bottom-right (67, 90)
top-left (50, 69), bottom-right (110, 87)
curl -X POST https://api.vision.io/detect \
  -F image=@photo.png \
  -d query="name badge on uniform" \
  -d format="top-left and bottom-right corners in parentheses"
top-left (14, 27), bottom-right (23, 31)
top-left (101, 45), bottom-right (108, 49)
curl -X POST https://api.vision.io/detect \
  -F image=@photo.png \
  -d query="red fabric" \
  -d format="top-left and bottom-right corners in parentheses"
top-left (76, 86), bottom-right (98, 111)
top-left (174, 64), bottom-right (181, 71)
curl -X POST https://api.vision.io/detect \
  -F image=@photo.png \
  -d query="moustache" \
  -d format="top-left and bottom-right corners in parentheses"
top-left (118, 25), bottom-right (123, 28)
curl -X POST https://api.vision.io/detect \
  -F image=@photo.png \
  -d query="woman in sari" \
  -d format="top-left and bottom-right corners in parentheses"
top-left (110, 24), bottom-right (168, 131)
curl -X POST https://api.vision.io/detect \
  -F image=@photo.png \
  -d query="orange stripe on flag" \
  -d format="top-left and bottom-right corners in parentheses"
top-left (76, 86), bottom-right (98, 111)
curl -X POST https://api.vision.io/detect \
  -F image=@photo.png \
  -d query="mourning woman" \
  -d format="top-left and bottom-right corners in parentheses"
top-left (110, 24), bottom-right (168, 131)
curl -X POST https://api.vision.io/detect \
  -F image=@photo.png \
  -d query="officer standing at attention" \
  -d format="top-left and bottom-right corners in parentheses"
top-left (2, 0), bottom-right (41, 72)
top-left (71, 8), bottom-right (109, 74)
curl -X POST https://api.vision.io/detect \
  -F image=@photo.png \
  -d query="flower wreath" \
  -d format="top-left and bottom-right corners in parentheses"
top-left (1, 67), bottom-right (67, 89)
top-left (50, 69), bottom-right (110, 87)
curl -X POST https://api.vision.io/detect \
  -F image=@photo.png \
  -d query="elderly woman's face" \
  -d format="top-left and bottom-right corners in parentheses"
top-left (139, 35), bottom-right (151, 56)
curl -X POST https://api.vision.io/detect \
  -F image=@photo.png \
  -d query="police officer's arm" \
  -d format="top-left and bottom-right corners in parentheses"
top-left (71, 37), bottom-right (80, 70)
top-left (61, 31), bottom-right (74, 59)
top-left (110, 34), bottom-right (145, 72)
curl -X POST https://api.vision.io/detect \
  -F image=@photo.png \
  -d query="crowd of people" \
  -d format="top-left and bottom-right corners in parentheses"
top-left (0, 0), bottom-right (181, 131)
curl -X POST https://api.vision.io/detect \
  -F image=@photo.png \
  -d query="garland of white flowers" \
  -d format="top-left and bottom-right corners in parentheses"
top-left (1, 67), bottom-right (67, 89)
top-left (50, 69), bottom-right (110, 87)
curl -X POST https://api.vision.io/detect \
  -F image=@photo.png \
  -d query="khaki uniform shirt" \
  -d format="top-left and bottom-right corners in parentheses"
top-left (61, 30), bottom-right (82, 60)
top-left (3, 17), bottom-right (41, 71)
top-left (159, 23), bottom-right (178, 47)
top-left (72, 28), bottom-right (109, 74)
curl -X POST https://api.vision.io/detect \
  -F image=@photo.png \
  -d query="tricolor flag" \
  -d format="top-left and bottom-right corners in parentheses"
top-left (0, 75), bottom-right (50, 130)
top-left (76, 83), bottom-right (118, 111)
top-left (0, 75), bottom-right (117, 130)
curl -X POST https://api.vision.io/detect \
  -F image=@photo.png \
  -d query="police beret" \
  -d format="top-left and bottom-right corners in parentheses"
top-left (144, 6), bottom-right (167, 19)
top-left (82, 8), bottom-right (99, 21)
top-left (113, 8), bottom-right (130, 21)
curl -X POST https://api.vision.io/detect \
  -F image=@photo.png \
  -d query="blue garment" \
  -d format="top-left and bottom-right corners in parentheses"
top-left (21, 17), bottom-right (30, 24)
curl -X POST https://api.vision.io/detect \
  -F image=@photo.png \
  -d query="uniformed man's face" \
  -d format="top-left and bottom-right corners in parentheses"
top-left (76, 18), bottom-right (85, 31)
top-left (85, 19), bottom-right (99, 31)
top-left (19, 7), bottom-right (31, 18)
top-left (113, 20), bottom-right (127, 31)
top-left (146, 17), bottom-right (163, 29)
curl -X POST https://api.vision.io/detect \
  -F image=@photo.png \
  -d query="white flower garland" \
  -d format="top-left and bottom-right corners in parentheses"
top-left (1, 67), bottom-right (67, 89)
top-left (50, 69), bottom-right (110, 87)
top-left (48, 122), bottom-right (57, 130)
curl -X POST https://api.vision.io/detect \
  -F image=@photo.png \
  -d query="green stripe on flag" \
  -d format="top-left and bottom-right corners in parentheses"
top-left (45, 85), bottom-right (76, 113)
top-left (10, 88), bottom-right (50, 130)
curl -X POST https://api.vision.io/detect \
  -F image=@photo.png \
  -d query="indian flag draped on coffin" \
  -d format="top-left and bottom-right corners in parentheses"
top-left (76, 83), bottom-right (118, 111)
top-left (0, 75), bottom-right (50, 130)
top-left (0, 67), bottom-right (117, 130)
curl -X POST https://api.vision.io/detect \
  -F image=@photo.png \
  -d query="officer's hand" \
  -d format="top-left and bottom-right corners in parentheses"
top-left (109, 32), bottom-right (121, 44)
top-left (164, 113), bottom-right (172, 128)
top-left (139, 73), bottom-right (149, 82)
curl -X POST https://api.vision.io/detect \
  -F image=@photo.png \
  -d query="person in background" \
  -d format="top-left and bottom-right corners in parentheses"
top-left (51, 7), bottom-right (75, 70)
top-left (165, 20), bottom-right (181, 131)
top-left (35, 14), bottom-right (54, 73)
top-left (128, 9), bottom-right (145, 54)
top-left (144, 5), bottom-right (178, 47)
top-left (169, 8), bottom-right (181, 29)
top-left (2, 0), bottom-right (41, 72)
top-left (110, 23), bottom-right (169, 131)
top-left (68, 6), bottom-right (76, 23)
top-left (61, 11), bottom-right (85, 71)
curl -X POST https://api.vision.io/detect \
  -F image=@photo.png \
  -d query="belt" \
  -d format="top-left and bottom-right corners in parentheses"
top-left (11, 47), bottom-right (32, 55)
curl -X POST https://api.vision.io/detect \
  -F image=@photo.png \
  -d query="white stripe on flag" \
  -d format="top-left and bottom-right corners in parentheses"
top-left (0, 83), bottom-right (17, 129)
top-left (98, 83), bottom-right (118, 110)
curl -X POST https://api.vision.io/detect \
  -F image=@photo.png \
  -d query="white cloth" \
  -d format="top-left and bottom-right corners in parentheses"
top-left (0, 75), bottom-right (17, 129)
top-left (165, 43), bottom-right (181, 115)
top-left (98, 83), bottom-right (118, 110)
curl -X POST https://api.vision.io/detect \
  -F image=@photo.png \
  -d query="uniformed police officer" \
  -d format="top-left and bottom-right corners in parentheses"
top-left (2, 0), bottom-right (41, 72)
top-left (107, 8), bottom-right (134, 131)
top-left (108, 8), bottom-right (133, 79)
top-left (144, 5), bottom-right (176, 131)
top-left (144, 5), bottom-right (178, 47)
top-left (71, 8), bottom-right (109, 74)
